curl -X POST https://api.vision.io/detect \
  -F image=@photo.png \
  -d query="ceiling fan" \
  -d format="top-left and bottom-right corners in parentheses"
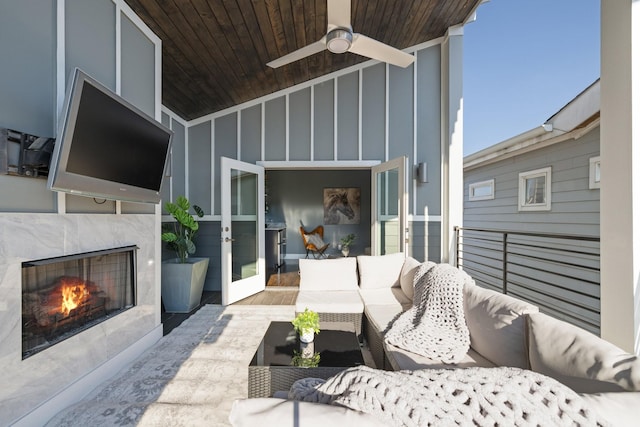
top-left (267, 0), bottom-right (415, 69)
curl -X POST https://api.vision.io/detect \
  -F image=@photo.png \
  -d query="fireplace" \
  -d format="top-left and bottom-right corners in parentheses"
top-left (22, 246), bottom-right (137, 359)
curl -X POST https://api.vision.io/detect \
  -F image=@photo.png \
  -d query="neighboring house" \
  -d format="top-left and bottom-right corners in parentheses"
top-left (462, 80), bottom-right (601, 333)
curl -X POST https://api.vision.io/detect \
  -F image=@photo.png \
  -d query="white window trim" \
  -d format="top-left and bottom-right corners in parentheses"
top-left (469, 179), bottom-right (495, 201)
top-left (518, 167), bottom-right (552, 211)
top-left (589, 156), bottom-right (601, 189)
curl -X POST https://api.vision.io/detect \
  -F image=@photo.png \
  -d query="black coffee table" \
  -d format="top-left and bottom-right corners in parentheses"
top-left (248, 321), bottom-right (365, 397)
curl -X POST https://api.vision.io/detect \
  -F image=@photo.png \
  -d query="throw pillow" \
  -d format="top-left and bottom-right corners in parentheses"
top-left (357, 253), bottom-right (406, 289)
top-left (399, 256), bottom-right (421, 300)
top-left (464, 285), bottom-right (538, 369)
top-left (305, 233), bottom-right (326, 249)
top-left (527, 311), bottom-right (640, 393)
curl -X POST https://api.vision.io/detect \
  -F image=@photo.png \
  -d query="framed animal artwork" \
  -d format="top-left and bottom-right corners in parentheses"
top-left (323, 187), bottom-right (361, 225)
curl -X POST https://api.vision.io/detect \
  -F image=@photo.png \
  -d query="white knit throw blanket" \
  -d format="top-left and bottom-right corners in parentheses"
top-left (289, 366), bottom-right (608, 427)
top-left (384, 262), bottom-right (472, 363)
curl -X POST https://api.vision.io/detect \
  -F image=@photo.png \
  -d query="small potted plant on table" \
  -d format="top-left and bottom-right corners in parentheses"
top-left (292, 308), bottom-right (320, 343)
top-left (339, 233), bottom-right (356, 257)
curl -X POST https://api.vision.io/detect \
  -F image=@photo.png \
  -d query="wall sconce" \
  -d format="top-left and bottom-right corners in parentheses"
top-left (417, 162), bottom-right (428, 183)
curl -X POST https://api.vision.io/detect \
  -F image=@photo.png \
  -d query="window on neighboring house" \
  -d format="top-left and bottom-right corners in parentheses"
top-left (469, 179), bottom-right (495, 201)
top-left (589, 156), bottom-right (601, 189)
top-left (518, 167), bottom-right (551, 211)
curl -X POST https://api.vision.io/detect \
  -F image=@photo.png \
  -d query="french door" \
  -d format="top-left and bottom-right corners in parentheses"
top-left (371, 156), bottom-right (408, 255)
top-left (220, 157), bottom-right (265, 305)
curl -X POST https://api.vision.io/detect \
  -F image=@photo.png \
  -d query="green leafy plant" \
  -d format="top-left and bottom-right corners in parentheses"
top-left (340, 233), bottom-right (357, 249)
top-left (291, 351), bottom-right (321, 368)
top-left (161, 195), bottom-right (204, 263)
top-left (291, 308), bottom-right (320, 335)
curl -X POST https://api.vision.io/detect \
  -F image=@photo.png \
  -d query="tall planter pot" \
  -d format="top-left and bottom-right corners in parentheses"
top-left (161, 257), bottom-right (209, 313)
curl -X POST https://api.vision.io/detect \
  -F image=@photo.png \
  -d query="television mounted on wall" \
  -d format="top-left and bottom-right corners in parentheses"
top-left (47, 68), bottom-right (172, 204)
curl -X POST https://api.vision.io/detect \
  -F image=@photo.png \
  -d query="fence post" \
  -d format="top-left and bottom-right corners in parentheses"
top-left (502, 232), bottom-right (508, 294)
top-left (454, 226), bottom-right (460, 268)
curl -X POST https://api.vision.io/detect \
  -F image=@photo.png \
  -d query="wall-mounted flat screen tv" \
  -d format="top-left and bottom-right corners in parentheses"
top-left (47, 68), bottom-right (172, 204)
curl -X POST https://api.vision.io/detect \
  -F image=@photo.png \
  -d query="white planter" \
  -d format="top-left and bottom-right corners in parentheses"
top-left (299, 328), bottom-right (315, 343)
top-left (341, 247), bottom-right (350, 257)
top-left (161, 257), bottom-right (209, 313)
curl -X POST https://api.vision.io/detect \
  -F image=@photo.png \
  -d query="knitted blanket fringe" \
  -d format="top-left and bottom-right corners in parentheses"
top-left (289, 366), bottom-right (608, 427)
top-left (384, 262), bottom-right (472, 363)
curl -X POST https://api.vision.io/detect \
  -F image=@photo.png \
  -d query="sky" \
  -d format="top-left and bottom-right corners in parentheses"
top-left (463, 0), bottom-right (600, 156)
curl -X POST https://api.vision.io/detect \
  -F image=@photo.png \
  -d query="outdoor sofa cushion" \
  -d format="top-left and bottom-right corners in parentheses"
top-left (295, 291), bottom-right (364, 314)
top-left (357, 252), bottom-right (406, 289)
top-left (527, 311), bottom-right (640, 393)
top-left (359, 287), bottom-right (412, 308)
top-left (298, 257), bottom-right (358, 291)
top-left (464, 284), bottom-right (539, 369)
top-left (399, 256), bottom-right (421, 300)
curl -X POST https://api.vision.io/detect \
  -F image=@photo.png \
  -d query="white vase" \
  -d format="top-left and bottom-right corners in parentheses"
top-left (300, 328), bottom-right (315, 343)
top-left (341, 247), bottom-right (350, 257)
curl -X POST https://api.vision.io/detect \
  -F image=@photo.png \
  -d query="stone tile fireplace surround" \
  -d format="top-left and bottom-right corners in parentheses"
top-left (0, 213), bottom-right (161, 425)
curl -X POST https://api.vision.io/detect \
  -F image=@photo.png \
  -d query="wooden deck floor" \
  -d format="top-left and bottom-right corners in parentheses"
top-left (234, 288), bottom-right (298, 305)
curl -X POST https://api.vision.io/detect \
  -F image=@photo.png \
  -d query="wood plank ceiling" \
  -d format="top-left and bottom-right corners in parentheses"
top-left (124, 0), bottom-right (480, 121)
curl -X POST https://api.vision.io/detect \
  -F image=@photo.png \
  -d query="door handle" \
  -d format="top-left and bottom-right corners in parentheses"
top-left (225, 237), bottom-right (235, 242)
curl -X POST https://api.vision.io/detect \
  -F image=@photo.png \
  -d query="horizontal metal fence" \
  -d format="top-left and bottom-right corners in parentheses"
top-left (454, 226), bottom-right (600, 334)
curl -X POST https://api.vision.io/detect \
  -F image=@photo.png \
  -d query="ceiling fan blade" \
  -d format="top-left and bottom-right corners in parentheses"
top-left (267, 38), bottom-right (327, 68)
top-left (327, 0), bottom-right (351, 30)
top-left (349, 34), bottom-right (415, 68)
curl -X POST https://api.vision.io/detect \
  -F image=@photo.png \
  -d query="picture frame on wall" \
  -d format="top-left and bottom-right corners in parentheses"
top-left (323, 187), bottom-right (361, 225)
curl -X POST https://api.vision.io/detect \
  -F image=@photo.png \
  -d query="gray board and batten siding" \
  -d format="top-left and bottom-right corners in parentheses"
top-left (462, 126), bottom-right (601, 332)
top-left (0, 0), bottom-right (157, 215)
top-left (162, 43), bottom-right (447, 291)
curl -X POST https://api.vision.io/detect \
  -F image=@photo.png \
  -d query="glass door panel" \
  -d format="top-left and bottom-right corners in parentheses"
top-left (371, 157), bottom-right (407, 256)
top-left (221, 157), bottom-right (265, 305)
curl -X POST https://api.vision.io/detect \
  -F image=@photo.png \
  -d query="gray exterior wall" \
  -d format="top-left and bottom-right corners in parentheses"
top-left (463, 128), bottom-right (600, 236)
top-left (0, 0), bottom-right (158, 214)
top-left (163, 43), bottom-right (446, 291)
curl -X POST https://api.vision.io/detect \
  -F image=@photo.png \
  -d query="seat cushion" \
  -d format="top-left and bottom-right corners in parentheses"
top-left (295, 291), bottom-right (364, 314)
top-left (464, 284), bottom-right (539, 369)
top-left (364, 303), bottom-right (407, 334)
top-left (527, 311), bottom-right (640, 393)
top-left (385, 344), bottom-right (496, 371)
top-left (359, 288), bottom-right (412, 308)
top-left (399, 257), bottom-right (422, 301)
top-left (357, 253), bottom-right (406, 289)
top-left (299, 257), bottom-right (358, 291)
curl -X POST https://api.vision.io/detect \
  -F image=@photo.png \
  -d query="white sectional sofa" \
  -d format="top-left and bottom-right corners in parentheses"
top-left (231, 254), bottom-right (640, 426)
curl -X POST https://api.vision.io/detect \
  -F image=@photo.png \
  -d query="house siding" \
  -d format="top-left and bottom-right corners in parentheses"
top-left (464, 127), bottom-right (600, 236)
top-left (164, 43), bottom-right (447, 290)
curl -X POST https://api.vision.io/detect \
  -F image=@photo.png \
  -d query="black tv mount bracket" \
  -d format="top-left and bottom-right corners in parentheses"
top-left (0, 127), bottom-right (55, 178)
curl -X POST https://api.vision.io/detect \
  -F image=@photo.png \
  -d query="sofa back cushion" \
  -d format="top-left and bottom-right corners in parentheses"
top-left (527, 312), bottom-right (640, 393)
top-left (399, 257), bottom-right (422, 301)
top-left (357, 253), bottom-right (406, 289)
top-left (464, 285), bottom-right (539, 369)
top-left (299, 257), bottom-right (358, 291)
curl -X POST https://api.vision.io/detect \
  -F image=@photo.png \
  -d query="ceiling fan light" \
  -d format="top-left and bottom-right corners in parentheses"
top-left (326, 28), bottom-right (352, 53)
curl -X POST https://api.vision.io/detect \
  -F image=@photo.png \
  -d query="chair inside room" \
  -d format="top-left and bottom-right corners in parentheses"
top-left (299, 225), bottom-right (330, 259)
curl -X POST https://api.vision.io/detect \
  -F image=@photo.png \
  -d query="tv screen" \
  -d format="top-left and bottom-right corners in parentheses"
top-left (47, 68), bottom-right (172, 204)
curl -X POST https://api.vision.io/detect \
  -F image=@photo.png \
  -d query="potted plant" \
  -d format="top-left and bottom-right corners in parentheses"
top-left (292, 308), bottom-right (320, 343)
top-left (339, 233), bottom-right (356, 257)
top-left (161, 195), bottom-right (209, 313)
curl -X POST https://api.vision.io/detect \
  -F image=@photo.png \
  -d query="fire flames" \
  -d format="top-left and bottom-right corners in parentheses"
top-left (60, 279), bottom-right (90, 316)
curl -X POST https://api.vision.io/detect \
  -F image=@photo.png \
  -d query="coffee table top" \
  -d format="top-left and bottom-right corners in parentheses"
top-left (249, 321), bottom-right (364, 368)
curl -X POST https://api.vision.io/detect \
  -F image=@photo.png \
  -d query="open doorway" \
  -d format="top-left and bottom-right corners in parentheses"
top-left (264, 168), bottom-right (371, 285)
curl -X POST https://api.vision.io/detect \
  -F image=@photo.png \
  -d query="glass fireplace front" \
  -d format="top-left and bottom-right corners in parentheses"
top-left (22, 246), bottom-right (137, 359)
